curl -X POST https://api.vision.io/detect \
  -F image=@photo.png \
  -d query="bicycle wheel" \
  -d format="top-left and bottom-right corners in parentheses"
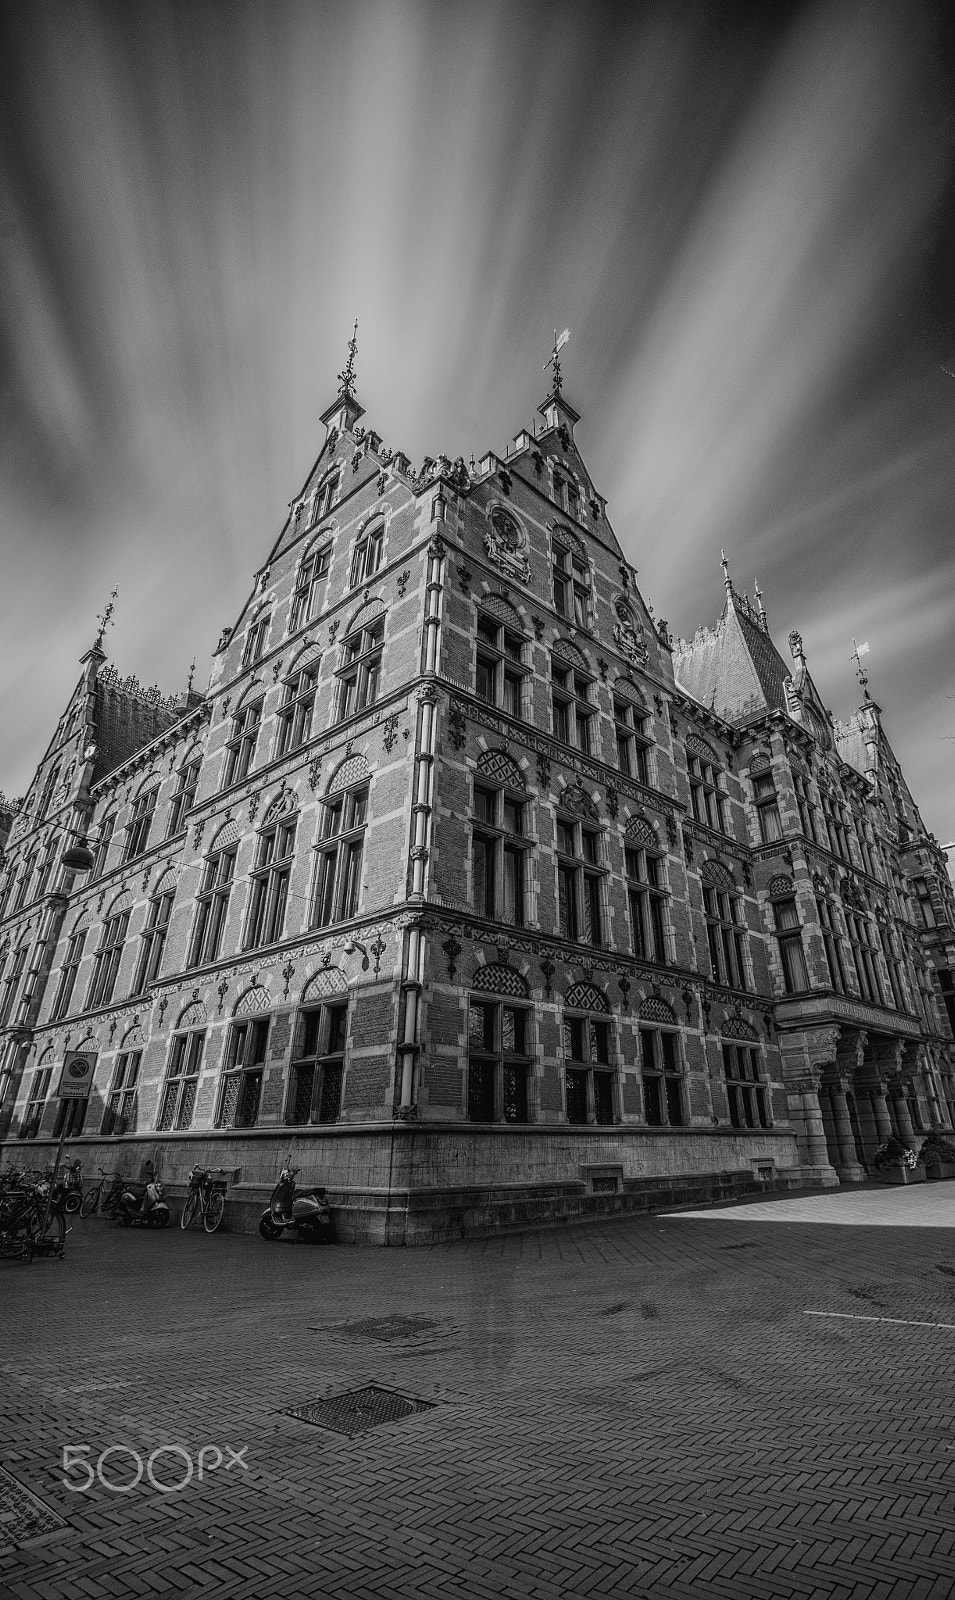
top-left (80, 1188), bottom-right (99, 1218)
top-left (32, 1210), bottom-right (66, 1249)
top-left (180, 1192), bottom-right (200, 1230)
top-left (203, 1191), bottom-right (225, 1234)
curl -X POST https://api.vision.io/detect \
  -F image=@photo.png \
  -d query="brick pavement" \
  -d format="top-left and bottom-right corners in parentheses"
top-left (1, 1193), bottom-right (954, 1599)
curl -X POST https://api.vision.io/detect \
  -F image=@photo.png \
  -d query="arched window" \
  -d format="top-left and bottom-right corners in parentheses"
top-left (290, 542), bottom-right (332, 632)
top-left (276, 659), bottom-right (319, 757)
top-left (472, 753), bottom-right (529, 925)
top-left (85, 898), bottom-right (131, 1010)
top-left (551, 653), bottom-right (595, 754)
top-left (188, 827), bottom-right (238, 968)
top-left (244, 809), bottom-right (297, 950)
top-left (556, 806), bottom-right (605, 946)
top-left (614, 684), bottom-right (652, 783)
top-left (218, 993), bottom-right (270, 1129)
top-left (350, 520), bottom-right (384, 587)
top-left (158, 1021), bottom-right (205, 1132)
top-left (468, 965), bottom-right (532, 1124)
top-left (769, 875), bottom-right (808, 995)
top-left (311, 760), bottom-right (370, 928)
top-left (813, 877), bottom-right (846, 993)
top-left (335, 616), bottom-right (383, 721)
top-left (242, 610), bottom-right (270, 668)
top-left (476, 604), bottom-right (527, 715)
top-left (563, 982), bottom-right (614, 1125)
top-left (289, 970), bottom-right (349, 1125)
top-left (625, 818), bottom-right (668, 963)
top-left (551, 529), bottom-right (590, 625)
top-left (36, 762), bottom-right (60, 821)
top-left (0, 944), bottom-right (27, 1028)
top-left (638, 996), bottom-right (684, 1127)
top-left (687, 737), bottom-right (727, 833)
top-left (223, 696), bottom-right (263, 788)
top-left (102, 1035), bottom-right (141, 1137)
top-left (721, 1021), bottom-right (769, 1129)
top-left (701, 861), bottom-right (748, 991)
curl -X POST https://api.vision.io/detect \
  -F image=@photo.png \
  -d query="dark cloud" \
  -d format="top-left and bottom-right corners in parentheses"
top-left (0, 0), bottom-right (953, 836)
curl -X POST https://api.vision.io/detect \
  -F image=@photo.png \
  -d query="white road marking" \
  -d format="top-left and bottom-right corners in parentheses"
top-left (805, 1310), bottom-right (955, 1331)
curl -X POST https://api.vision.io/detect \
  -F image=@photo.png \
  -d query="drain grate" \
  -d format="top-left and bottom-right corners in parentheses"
top-left (330, 1313), bottom-right (443, 1342)
top-left (0, 1465), bottom-right (66, 1550)
top-left (284, 1385), bottom-right (435, 1438)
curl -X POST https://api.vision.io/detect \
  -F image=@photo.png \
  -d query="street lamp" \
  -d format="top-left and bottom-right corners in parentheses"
top-left (61, 825), bottom-right (98, 873)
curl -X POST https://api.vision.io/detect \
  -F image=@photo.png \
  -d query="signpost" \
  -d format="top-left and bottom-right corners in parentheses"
top-left (37, 1052), bottom-right (97, 1240)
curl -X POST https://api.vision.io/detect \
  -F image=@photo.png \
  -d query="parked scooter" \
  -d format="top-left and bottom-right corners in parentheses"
top-left (60, 1159), bottom-right (84, 1215)
top-left (258, 1167), bottom-right (333, 1243)
top-left (116, 1174), bottom-right (170, 1228)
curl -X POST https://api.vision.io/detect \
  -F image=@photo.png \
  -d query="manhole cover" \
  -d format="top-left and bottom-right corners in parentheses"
top-left (284, 1386), bottom-right (435, 1438)
top-left (0, 1465), bottom-right (66, 1550)
top-left (330, 1314), bottom-right (443, 1342)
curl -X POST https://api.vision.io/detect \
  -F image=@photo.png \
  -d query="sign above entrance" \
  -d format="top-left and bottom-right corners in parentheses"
top-left (56, 1052), bottom-right (97, 1101)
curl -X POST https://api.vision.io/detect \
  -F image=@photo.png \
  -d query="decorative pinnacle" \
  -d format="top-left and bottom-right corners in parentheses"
top-left (93, 587), bottom-right (118, 652)
top-left (543, 327), bottom-right (569, 394)
top-left (753, 579), bottom-right (767, 628)
top-left (337, 319), bottom-right (359, 399)
top-left (186, 658), bottom-right (197, 694)
top-left (851, 637), bottom-right (871, 698)
top-left (720, 549), bottom-right (732, 594)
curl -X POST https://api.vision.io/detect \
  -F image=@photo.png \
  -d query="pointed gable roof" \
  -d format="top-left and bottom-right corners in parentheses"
top-left (674, 587), bottom-right (792, 723)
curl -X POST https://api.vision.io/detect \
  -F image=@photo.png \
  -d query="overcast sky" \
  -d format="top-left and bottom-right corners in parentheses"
top-left (1, 0), bottom-right (954, 839)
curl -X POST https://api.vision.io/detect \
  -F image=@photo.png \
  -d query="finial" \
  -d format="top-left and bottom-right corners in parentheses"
top-left (851, 638), bottom-right (870, 699)
top-left (187, 658), bottom-right (196, 694)
top-left (753, 579), bottom-right (768, 630)
top-left (543, 327), bottom-right (569, 393)
top-left (94, 587), bottom-right (118, 652)
top-left (337, 319), bottom-right (359, 399)
top-left (720, 549), bottom-right (732, 594)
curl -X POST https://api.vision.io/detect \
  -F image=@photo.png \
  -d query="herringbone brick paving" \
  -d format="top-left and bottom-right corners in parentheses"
top-left (1, 1190), bottom-right (955, 1598)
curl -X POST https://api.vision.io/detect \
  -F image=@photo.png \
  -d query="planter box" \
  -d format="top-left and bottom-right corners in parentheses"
top-left (924, 1160), bottom-right (955, 1182)
top-left (874, 1163), bottom-right (927, 1185)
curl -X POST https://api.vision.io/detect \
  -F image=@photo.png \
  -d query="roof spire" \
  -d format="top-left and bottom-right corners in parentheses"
top-left (93, 587), bottom-right (118, 653)
top-left (753, 578), bottom-right (768, 631)
top-left (543, 327), bottom-right (570, 395)
top-left (337, 319), bottom-right (359, 400)
top-left (720, 549), bottom-right (733, 599)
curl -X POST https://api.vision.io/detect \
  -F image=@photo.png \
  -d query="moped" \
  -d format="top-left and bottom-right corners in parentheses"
top-left (117, 1175), bottom-right (171, 1228)
top-left (258, 1167), bottom-right (333, 1243)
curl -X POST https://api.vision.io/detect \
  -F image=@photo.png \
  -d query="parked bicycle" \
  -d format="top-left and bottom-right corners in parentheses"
top-left (179, 1166), bottom-right (227, 1233)
top-left (0, 1172), bottom-right (68, 1261)
top-left (80, 1168), bottom-right (125, 1220)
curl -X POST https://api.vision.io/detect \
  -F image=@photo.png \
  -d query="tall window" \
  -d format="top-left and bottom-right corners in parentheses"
top-left (189, 845), bottom-right (237, 966)
top-left (0, 946), bottom-right (26, 1027)
top-left (86, 910), bottom-right (130, 1009)
top-left (276, 665), bottom-right (318, 757)
top-left (688, 749), bottom-right (726, 831)
top-left (350, 522), bottom-right (384, 587)
top-left (821, 791), bottom-right (849, 859)
top-left (845, 908), bottom-right (884, 1006)
top-left (89, 815), bottom-right (114, 880)
top-left (852, 812), bottom-right (877, 877)
top-left (53, 1098), bottom-right (87, 1139)
top-left (36, 762), bottom-right (60, 821)
top-left (793, 772), bottom-right (818, 842)
top-left (912, 877), bottom-right (936, 929)
top-left (702, 867), bottom-right (748, 990)
top-left (335, 619), bottom-right (383, 720)
top-left (722, 1041), bottom-right (769, 1128)
top-left (157, 1031), bottom-right (204, 1130)
top-left (640, 1027), bottom-right (685, 1127)
top-left (312, 785), bottom-right (368, 927)
top-left (242, 613), bottom-right (269, 668)
top-left (551, 663), bottom-right (594, 754)
top-left (552, 537), bottom-right (590, 625)
top-left (468, 996), bottom-right (531, 1123)
top-left (614, 698), bottom-right (652, 783)
top-left (101, 1052), bottom-right (140, 1135)
top-left (167, 759), bottom-right (201, 837)
top-left (816, 894), bottom-right (846, 992)
top-left (14, 851), bottom-right (36, 910)
top-left (472, 781), bottom-right (528, 925)
top-left (124, 789), bottom-right (158, 862)
top-left (476, 614), bottom-right (526, 715)
top-left (877, 918), bottom-right (908, 1012)
top-left (289, 546), bottom-right (331, 632)
top-left (245, 818), bottom-right (296, 949)
top-left (19, 1067), bottom-right (52, 1140)
top-left (564, 999), bottom-right (614, 1125)
top-left (223, 700), bottom-right (263, 788)
top-left (556, 813), bottom-right (604, 945)
top-left (36, 837), bottom-right (60, 899)
top-left (288, 1002), bottom-right (347, 1124)
top-left (133, 888), bottom-right (174, 992)
top-left (752, 769), bottom-right (783, 843)
top-left (772, 893), bottom-right (809, 994)
top-left (626, 837), bottom-right (667, 962)
top-left (50, 930), bottom-right (87, 1021)
top-left (217, 1018), bottom-right (268, 1129)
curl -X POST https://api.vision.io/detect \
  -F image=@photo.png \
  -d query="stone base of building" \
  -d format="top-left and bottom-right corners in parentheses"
top-left (2, 1121), bottom-right (829, 1244)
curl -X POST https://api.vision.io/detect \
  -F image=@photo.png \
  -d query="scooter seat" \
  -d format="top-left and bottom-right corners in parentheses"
top-left (295, 1185), bottom-right (327, 1199)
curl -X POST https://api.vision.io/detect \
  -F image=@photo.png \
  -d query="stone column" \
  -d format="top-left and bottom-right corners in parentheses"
top-left (871, 1086), bottom-right (893, 1142)
top-left (799, 1072), bottom-right (833, 1170)
top-left (889, 1079), bottom-right (915, 1143)
top-left (855, 1089), bottom-right (879, 1158)
top-left (829, 1076), bottom-right (866, 1182)
top-left (777, 1026), bottom-right (840, 1186)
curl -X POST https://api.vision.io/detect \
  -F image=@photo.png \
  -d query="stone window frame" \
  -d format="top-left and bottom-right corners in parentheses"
top-left (216, 1016), bottom-right (270, 1129)
top-left (562, 982), bottom-right (616, 1126)
top-left (286, 998), bottom-right (349, 1126)
top-left (157, 1028), bottom-right (206, 1132)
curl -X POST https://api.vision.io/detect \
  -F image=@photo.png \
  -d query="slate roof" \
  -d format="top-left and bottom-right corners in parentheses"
top-left (673, 592), bottom-right (793, 724)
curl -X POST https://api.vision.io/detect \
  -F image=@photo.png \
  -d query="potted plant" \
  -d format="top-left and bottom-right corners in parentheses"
top-left (918, 1131), bottom-right (955, 1182)
top-left (871, 1136), bottom-right (926, 1185)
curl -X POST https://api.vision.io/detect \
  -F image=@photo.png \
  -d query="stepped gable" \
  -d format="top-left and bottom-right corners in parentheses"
top-left (91, 664), bottom-right (191, 780)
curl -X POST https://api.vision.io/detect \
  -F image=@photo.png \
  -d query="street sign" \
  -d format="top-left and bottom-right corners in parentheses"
top-left (56, 1052), bottom-right (97, 1100)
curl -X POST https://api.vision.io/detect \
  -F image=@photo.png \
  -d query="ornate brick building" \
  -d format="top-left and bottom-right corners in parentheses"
top-left (1, 358), bottom-right (953, 1241)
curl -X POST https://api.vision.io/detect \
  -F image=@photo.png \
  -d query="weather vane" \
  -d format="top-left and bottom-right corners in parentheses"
top-left (851, 637), bottom-right (870, 696)
top-left (186, 657), bottom-right (197, 694)
top-left (543, 328), bottom-right (569, 393)
top-left (337, 319), bottom-right (359, 399)
top-left (94, 587), bottom-right (118, 651)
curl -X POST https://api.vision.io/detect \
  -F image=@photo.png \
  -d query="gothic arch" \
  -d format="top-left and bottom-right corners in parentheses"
top-left (301, 967), bottom-right (349, 1004)
top-left (325, 752), bottom-right (371, 795)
